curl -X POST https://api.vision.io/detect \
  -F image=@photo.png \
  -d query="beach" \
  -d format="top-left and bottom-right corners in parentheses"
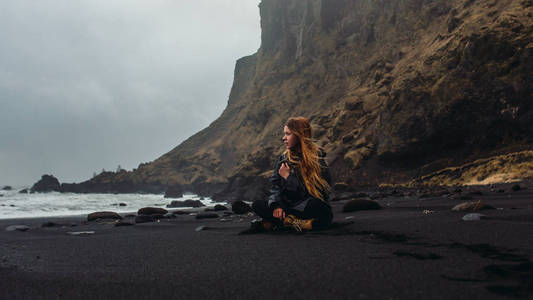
top-left (1, 182), bottom-right (531, 299)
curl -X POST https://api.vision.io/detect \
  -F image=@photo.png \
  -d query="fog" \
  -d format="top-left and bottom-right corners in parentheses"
top-left (0, 0), bottom-right (261, 186)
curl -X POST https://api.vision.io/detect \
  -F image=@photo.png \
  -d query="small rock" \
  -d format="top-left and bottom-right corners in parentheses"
top-left (6, 225), bottom-right (29, 232)
top-left (342, 199), bottom-right (382, 212)
top-left (195, 225), bottom-right (207, 232)
top-left (166, 200), bottom-right (205, 208)
top-left (119, 203), bottom-right (127, 206)
top-left (214, 204), bottom-right (227, 211)
top-left (137, 207), bottom-right (168, 215)
top-left (2, 186), bottom-right (12, 190)
top-left (67, 231), bottom-right (94, 235)
top-left (135, 215), bottom-right (156, 224)
top-left (512, 184), bottom-right (521, 191)
top-left (87, 211), bottom-right (123, 222)
top-left (462, 213), bottom-right (488, 221)
top-left (196, 213), bottom-right (219, 219)
top-left (232, 200), bottom-right (252, 214)
top-left (345, 216), bottom-right (355, 220)
top-left (115, 220), bottom-right (134, 227)
top-left (18, 188), bottom-right (29, 194)
top-left (164, 213), bottom-right (176, 219)
top-left (451, 201), bottom-right (495, 212)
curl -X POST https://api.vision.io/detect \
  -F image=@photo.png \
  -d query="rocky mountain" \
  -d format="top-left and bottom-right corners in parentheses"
top-left (61, 0), bottom-right (533, 200)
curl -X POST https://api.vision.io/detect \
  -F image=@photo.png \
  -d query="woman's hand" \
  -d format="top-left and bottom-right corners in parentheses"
top-left (273, 207), bottom-right (285, 220)
top-left (278, 162), bottom-right (290, 179)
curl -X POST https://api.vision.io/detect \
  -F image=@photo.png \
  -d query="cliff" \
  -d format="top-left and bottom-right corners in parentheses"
top-left (63, 0), bottom-right (533, 199)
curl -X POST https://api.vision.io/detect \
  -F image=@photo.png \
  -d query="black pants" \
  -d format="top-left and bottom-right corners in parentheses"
top-left (252, 198), bottom-right (333, 230)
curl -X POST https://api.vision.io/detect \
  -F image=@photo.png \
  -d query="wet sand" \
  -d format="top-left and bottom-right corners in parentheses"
top-left (0, 182), bottom-right (532, 299)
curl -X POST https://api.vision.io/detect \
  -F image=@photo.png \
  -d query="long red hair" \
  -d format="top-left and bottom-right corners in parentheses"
top-left (284, 117), bottom-right (330, 200)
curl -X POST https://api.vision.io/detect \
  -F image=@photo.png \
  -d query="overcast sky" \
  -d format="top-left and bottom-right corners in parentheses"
top-left (0, 0), bottom-right (261, 186)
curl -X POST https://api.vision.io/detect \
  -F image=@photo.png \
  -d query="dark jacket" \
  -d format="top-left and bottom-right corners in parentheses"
top-left (267, 150), bottom-right (332, 211)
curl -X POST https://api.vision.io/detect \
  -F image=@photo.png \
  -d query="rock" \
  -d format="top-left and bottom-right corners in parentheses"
top-left (334, 182), bottom-right (349, 191)
top-left (232, 200), bottom-right (252, 214)
top-left (115, 220), bottom-right (135, 227)
top-left (342, 199), bottom-right (382, 212)
top-left (195, 225), bottom-right (207, 232)
top-left (18, 188), bottom-right (29, 194)
top-left (451, 201), bottom-right (495, 212)
top-left (87, 211), bottom-right (123, 221)
top-left (462, 213), bottom-right (488, 221)
top-left (166, 200), bottom-right (205, 208)
top-left (2, 186), bottom-right (12, 190)
top-left (512, 184), bottom-right (521, 191)
top-left (119, 203), bottom-right (127, 206)
top-left (196, 212), bottom-right (219, 219)
top-left (5, 225), bottom-right (29, 232)
top-left (135, 215), bottom-right (156, 224)
top-left (164, 185), bottom-right (183, 198)
top-left (164, 213), bottom-right (176, 219)
top-left (0, 195), bottom-right (3, 197)
top-left (214, 204), bottom-right (227, 211)
top-left (137, 207), bottom-right (168, 215)
top-left (30, 175), bottom-right (60, 193)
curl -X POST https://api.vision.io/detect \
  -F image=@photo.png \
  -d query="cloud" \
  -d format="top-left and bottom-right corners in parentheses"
top-left (0, 0), bottom-right (261, 186)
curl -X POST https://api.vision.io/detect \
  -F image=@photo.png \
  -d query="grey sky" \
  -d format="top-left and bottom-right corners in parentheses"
top-left (0, 0), bottom-right (261, 186)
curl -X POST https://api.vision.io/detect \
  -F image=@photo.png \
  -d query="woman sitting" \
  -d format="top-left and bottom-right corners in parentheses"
top-left (252, 116), bottom-right (333, 231)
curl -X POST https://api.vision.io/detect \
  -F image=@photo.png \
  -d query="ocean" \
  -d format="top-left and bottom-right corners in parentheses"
top-left (0, 187), bottom-right (219, 219)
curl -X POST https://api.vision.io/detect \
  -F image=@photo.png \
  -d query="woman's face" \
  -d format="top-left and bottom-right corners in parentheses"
top-left (283, 126), bottom-right (298, 149)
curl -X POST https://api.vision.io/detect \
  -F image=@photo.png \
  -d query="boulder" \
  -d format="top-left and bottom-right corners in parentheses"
top-left (30, 175), bottom-right (60, 193)
top-left (119, 203), bottom-right (127, 206)
top-left (451, 201), bottom-right (495, 212)
top-left (19, 188), bottom-right (29, 194)
top-left (342, 199), bottom-right (382, 212)
top-left (232, 200), bottom-right (252, 214)
top-left (166, 199), bottom-right (205, 208)
top-left (87, 211), bottom-right (123, 222)
top-left (196, 213), bottom-right (219, 219)
top-left (214, 204), bottom-right (228, 211)
top-left (137, 207), bottom-right (168, 215)
top-left (164, 185), bottom-right (183, 198)
top-left (2, 186), bottom-right (12, 190)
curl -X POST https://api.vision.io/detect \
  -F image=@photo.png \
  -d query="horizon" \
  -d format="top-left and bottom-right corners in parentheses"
top-left (0, 0), bottom-right (261, 186)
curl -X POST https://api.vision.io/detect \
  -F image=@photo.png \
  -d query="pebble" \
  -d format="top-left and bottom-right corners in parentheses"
top-left (462, 213), bottom-right (487, 221)
top-left (5, 225), bottom-right (30, 232)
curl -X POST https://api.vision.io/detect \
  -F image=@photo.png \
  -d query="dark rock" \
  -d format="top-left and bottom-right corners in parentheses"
top-left (137, 207), bottom-right (168, 215)
top-left (9, 204), bottom-right (15, 207)
top-left (87, 211), bottom-right (123, 222)
top-left (31, 175), bottom-right (60, 193)
top-left (196, 213), bottom-right (219, 219)
top-left (512, 184), bottom-right (521, 191)
top-left (342, 199), bottom-right (382, 212)
top-left (0, 195), bottom-right (3, 197)
top-left (41, 222), bottom-right (60, 227)
top-left (232, 200), bottom-right (252, 214)
top-left (2, 186), bottom-right (12, 190)
top-left (166, 199), bottom-right (205, 208)
top-left (5, 225), bottom-right (29, 232)
top-left (119, 203), bottom-right (127, 206)
top-left (135, 215), bottom-right (156, 224)
top-left (164, 185), bottom-right (183, 198)
top-left (19, 188), bottom-right (29, 194)
top-left (214, 204), bottom-right (227, 211)
top-left (115, 220), bottom-right (134, 227)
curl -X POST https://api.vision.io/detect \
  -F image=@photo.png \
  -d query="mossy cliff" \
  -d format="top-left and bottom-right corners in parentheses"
top-left (63, 0), bottom-right (533, 197)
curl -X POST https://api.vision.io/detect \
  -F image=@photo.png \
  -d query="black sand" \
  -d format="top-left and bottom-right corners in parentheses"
top-left (1, 183), bottom-right (532, 299)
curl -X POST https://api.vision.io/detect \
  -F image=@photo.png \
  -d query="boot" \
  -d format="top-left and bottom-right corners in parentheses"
top-left (283, 215), bottom-right (315, 232)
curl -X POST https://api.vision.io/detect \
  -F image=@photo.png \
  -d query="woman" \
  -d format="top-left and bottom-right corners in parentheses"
top-left (252, 116), bottom-right (333, 231)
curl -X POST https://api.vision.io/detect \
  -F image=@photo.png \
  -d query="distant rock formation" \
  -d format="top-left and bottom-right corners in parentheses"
top-left (2, 186), bottom-right (12, 190)
top-left (31, 175), bottom-right (60, 193)
top-left (62, 0), bottom-right (533, 198)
